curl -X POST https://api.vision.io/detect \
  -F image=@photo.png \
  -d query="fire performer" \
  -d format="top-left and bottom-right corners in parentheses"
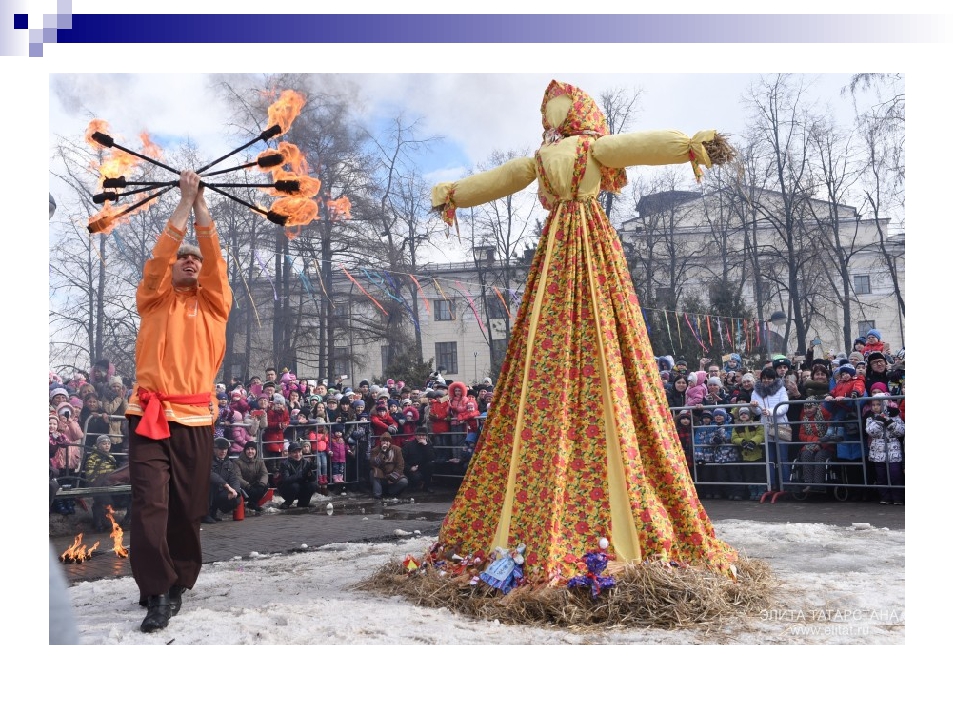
top-left (125, 170), bottom-right (232, 632)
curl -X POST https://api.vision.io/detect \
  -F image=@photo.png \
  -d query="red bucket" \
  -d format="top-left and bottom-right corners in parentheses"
top-left (233, 500), bottom-right (245, 521)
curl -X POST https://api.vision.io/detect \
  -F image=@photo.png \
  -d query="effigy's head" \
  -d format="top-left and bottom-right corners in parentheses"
top-left (540, 79), bottom-right (626, 195)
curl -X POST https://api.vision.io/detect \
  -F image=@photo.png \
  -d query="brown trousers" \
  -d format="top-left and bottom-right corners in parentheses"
top-left (128, 416), bottom-right (212, 597)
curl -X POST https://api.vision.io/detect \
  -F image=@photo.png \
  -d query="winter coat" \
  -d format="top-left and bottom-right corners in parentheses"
top-left (448, 382), bottom-right (480, 433)
top-left (693, 423), bottom-right (715, 464)
top-left (428, 397), bottom-right (451, 434)
top-left (263, 407), bottom-right (290, 454)
top-left (328, 437), bottom-right (348, 463)
top-left (396, 406), bottom-right (421, 445)
top-left (798, 403), bottom-right (833, 454)
top-left (707, 415), bottom-right (739, 463)
top-left (685, 371), bottom-right (708, 406)
top-left (229, 411), bottom-right (255, 453)
top-left (369, 442), bottom-right (405, 480)
top-left (865, 414), bottom-right (905, 463)
top-left (751, 381), bottom-right (789, 433)
top-left (99, 386), bottom-right (128, 442)
top-left (732, 422), bottom-right (766, 462)
top-left (83, 448), bottom-right (117, 483)
top-left (235, 453), bottom-right (269, 490)
top-left (675, 417), bottom-right (694, 466)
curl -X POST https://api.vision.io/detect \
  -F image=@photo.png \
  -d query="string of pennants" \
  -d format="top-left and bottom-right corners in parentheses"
top-left (238, 255), bottom-right (767, 354)
top-left (108, 226), bottom-right (763, 352)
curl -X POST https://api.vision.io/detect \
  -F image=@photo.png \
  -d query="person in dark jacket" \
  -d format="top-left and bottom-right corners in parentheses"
top-left (235, 440), bottom-right (271, 514)
top-left (277, 441), bottom-right (320, 509)
top-left (402, 428), bottom-right (436, 493)
top-left (205, 437), bottom-right (242, 523)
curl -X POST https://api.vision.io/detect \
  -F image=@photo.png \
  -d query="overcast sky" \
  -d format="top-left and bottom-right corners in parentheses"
top-left (48, 72), bottom-right (860, 192)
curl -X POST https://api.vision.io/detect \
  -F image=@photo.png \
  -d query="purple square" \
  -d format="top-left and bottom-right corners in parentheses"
top-left (29, 43), bottom-right (43, 57)
top-left (13, 14), bottom-right (28, 30)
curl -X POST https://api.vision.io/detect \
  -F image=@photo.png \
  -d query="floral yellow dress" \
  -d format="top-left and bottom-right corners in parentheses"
top-left (431, 80), bottom-right (737, 581)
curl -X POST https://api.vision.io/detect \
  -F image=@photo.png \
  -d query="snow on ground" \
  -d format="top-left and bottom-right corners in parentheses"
top-left (63, 519), bottom-right (904, 645)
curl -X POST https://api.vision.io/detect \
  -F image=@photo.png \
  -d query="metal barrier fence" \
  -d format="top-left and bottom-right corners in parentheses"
top-left (670, 394), bottom-right (905, 503)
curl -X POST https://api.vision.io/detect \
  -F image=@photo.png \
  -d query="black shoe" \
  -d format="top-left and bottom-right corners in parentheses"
top-left (140, 594), bottom-right (172, 632)
top-left (280, 500), bottom-right (293, 509)
top-left (201, 515), bottom-right (218, 524)
top-left (169, 585), bottom-right (185, 616)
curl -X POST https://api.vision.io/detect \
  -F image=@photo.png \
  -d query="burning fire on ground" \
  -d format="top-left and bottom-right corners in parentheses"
top-left (58, 505), bottom-right (128, 563)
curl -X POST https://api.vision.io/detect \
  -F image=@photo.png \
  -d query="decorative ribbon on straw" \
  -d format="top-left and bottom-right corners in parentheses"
top-left (675, 311), bottom-right (683, 349)
top-left (341, 264), bottom-right (388, 316)
top-left (253, 250), bottom-right (278, 301)
top-left (706, 314), bottom-right (713, 346)
top-left (726, 318), bottom-right (734, 347)
top-left (408, 273), bottom-right (430, 315)
top-left (509, 288), bottom-right (522, 309)
top-left (455, 281), bottom-right (487, 341)
top-left (231, 249), bottom-right (262, 328)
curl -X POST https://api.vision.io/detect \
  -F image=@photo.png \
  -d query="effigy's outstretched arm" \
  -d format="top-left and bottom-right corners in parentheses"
top-left (431, 157), bottom-right (537, 226)
top-left (592, 130), bottom-right (736, 181)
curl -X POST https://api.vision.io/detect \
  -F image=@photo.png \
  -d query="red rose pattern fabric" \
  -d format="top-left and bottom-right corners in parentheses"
top-left (438, 140), bottom-right (737, 582)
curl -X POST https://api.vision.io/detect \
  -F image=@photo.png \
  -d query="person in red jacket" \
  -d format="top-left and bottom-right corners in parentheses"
top-left (448, 381), bottom-right (480, 446)
top-left (370, 403), bottom-right (399, 440)
top-left (262, 394), bottom-right (290, 458)
top-left (428, 384), bottom-right (452, 459)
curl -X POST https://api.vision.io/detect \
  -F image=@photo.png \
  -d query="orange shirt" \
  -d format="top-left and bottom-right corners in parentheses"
top-left (126, 221), bottom-right (232, 427)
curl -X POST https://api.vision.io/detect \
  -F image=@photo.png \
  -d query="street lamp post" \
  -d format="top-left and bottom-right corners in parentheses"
top-left (765, 310), bottom-right (787, 361)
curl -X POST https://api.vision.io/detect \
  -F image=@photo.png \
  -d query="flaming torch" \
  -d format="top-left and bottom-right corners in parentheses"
top-left (86, 89), bottom-right (334, 237)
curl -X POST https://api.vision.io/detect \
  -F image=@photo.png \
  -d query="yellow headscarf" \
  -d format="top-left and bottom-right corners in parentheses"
top-left (540, 80), bottom-right (627, 195)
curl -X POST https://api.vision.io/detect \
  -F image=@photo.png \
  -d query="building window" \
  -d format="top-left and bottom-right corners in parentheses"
top-left (858, 320), bottom-right (876, 339)
top-left (654, 286), bottom-right (672, 304)
top-left (332, 346), bottom-right (350, 379)
top-left (434, 299), bottom-right (455, 321)
top-left (334, 302), bottom-right (349, 318)
top-left (381, 346), bottom-right (390, 373)
top-left (435, 342), bottom-right (459, 374)
top-left (486, 295), bottom-right (507, 320)
top-left (853, 274), bottom-right (871, 295)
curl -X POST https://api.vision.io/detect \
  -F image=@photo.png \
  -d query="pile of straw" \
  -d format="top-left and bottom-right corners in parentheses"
top-left (355, 554), bottom-right (776, 632)
top-left (704, 133), bottom-right (738, 167)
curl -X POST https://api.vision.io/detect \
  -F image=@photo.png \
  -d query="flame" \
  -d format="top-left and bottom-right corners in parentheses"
top-left (327, 196), bottom-right (352, 220)
top-left (270, 196), bottom-right (319, 227)
top-left (267, 90), bottom-right (306, 135)
top-left (139, 131), bottom-right (163, 160)
top-left (59, 533), bottom-right (100, 563)
top-left (85, 119), bottom-right (110, 148)
top-left (275, 141), bottom-right (310, 176)
top-left (105, 505), bottom-right (129, 558)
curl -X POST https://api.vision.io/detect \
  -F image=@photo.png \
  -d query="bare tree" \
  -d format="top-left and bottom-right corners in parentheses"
top-left (598, 85), bottom-right (644, 220)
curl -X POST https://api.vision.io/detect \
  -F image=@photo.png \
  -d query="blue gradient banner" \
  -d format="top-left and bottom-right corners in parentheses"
top-left (52, 13), bottom-right (951, 44)
top-left (2, 9), bottom-right (951, 56)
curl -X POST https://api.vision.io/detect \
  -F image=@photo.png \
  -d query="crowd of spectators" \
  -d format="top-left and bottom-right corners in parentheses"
top-left (49, 329), bottom-right (905, 518)
top-left (49, 360), bottom-right (492, 515)
top-left (657, 327), bottom-right (906, 503)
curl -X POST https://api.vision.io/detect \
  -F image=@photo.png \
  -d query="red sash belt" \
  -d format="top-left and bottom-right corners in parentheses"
top-left (136, 389), bottom-right (211, 440)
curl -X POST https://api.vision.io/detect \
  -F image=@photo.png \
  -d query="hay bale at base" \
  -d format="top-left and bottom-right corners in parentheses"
top-left (355, 554), bottom-right (776, 632)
